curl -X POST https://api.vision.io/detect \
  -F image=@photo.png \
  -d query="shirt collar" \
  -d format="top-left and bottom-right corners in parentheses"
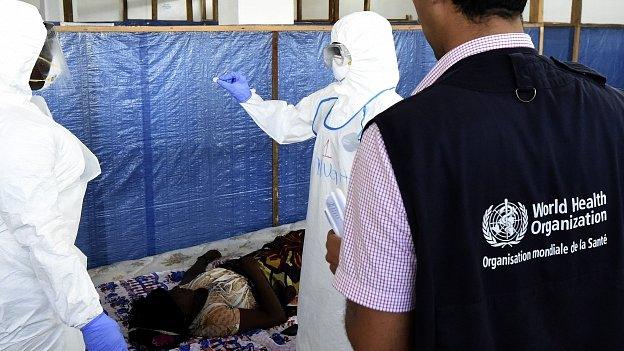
top-left (412, 33), bottom-right (535, 96)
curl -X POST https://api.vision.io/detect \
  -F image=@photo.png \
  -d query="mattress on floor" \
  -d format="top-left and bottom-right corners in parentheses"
top-left (89, 222), bottom-right (306, 287)
top-left (97, 268), bottom-right (297, 351)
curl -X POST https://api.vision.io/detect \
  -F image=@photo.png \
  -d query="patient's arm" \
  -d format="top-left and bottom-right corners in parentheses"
top-left (237, 257), bottom-right (287, 332)
top-left (179, 250), bottom-right (222, 286)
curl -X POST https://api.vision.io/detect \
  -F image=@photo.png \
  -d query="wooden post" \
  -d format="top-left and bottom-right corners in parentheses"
top-left (186, 0), bottom-right (194, 21)
top-left (297, 0), bottom-right (303, 21)
top-left (271, 32), bottom-right (280, 227)
top-left (364, 0), bottom-right (370, 11)
top-left (571, 0), bottom-right (582, 62)
top-left (329, 0), bottom-right (340, 23)
top-left (122, 0), bottom-right (129, 21)
top-left (571, 0), bottom-right (583, 25)
top-left (212, 0), bottom-right (219, 22)
top-left (151, 0), bottom-right (158, 20)
top-left (529, 0), bottom-right (543, 23)
top-left (336, 0), bottom-right (340, 21)
top-left (200, 0), bottom-right (207, 21)
top-left (62, 0), bottom-right (73, 22)
top-left (538, 25), bottom-right (545, 55)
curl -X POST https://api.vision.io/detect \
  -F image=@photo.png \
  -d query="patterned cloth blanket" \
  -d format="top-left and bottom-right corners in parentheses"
top-left (97, 268), bottom-right (297, 351)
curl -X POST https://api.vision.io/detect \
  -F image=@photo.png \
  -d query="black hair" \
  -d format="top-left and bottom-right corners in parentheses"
top-left (451, 0), bottom-right (528, 22)
top-left (127, 288), bottom-right (188, 351)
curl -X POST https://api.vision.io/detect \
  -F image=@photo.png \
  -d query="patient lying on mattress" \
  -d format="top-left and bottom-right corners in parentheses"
top-left (128, 230), bottom-right (303, 350)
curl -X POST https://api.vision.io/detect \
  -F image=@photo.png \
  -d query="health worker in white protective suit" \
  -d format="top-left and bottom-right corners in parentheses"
top-left (217, 11), bottom-right (402, 350)
top-left (0, 2), bottom-right (127, 351)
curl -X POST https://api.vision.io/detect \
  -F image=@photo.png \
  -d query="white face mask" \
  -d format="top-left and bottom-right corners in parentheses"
top-left (39, 56), bottom-right (63, 89)
top-left (332, 59), bottom-right (350, 82)
top-left (30, 54), bottom-right (66, 90)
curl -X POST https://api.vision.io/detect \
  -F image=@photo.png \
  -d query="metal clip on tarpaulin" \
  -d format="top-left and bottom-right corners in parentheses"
top-left (509, 53), bottom-right (537, 103)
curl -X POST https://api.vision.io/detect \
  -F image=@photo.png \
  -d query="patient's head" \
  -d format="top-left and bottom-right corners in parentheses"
top-left (128, 287), bottom-right (206, 350)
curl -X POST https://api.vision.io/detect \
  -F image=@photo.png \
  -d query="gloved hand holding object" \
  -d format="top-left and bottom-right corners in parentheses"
top-left (81, 313), bottom-right (128, 351)
top-left (217, 72), bottom-right (252, 103)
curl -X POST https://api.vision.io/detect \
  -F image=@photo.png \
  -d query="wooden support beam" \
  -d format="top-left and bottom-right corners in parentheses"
top-left (571, 0), bottom-right (582, 62)
top-left (364, 0), bottom-right (370, 11)
top-left (55, 23), bottom-right (424, 33)
top-left (529, 0), bottom-right (543, 23)
top-left (213, 0), bottom-right (219, 22)
top-left (329, 0), bottom-right (340, 23)
top-left (62, 0), bottom-right (73, 22)
top-left (200, 0), bottom-right (207, 21)
top-left (151, 0), bottom-right (158, 20)
top-left (571, 0), bottom-right (583, 24)
top-left (538, 25), bottom-right (545, 55)
top-left (186, 0), bottom-right (194, 21)
top-left (122, 0), bottom-right (129, 21)
top-left (297, 0), bottom-right (303, 21)
top-left (271, 31), bottom-right (280, 227)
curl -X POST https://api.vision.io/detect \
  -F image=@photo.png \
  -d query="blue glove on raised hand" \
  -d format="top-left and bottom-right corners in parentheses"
top-left (81, 313), bottom-right (128, 351)
top-left (217, 72), bottom-right (252, 103)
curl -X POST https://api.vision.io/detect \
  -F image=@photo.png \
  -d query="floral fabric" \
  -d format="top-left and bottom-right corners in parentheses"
top-left (181, 268), bottom-right (257, 338)
top-left (98, 268), bottom-right (296, 350)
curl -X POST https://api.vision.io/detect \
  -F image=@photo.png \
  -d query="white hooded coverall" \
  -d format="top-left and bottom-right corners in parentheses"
top-left (240, 11), bottom-right (402, 350)
top-left (0, 2), bottom-right (103, 350)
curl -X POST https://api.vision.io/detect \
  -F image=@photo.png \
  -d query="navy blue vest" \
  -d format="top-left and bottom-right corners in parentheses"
top-left (372, 47), bottom-right (624, 350)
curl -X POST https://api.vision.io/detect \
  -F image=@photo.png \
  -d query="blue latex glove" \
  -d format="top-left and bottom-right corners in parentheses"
top-left (81, 313), bottom-right (128, 351)
top-left (217, 72), bottom-right (252, 103)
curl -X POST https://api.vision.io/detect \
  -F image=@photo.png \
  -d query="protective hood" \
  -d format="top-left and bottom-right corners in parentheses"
top-left (330, 11), bottom-right (400, 120)
top-left (0, 1), bottom-right (47, 101)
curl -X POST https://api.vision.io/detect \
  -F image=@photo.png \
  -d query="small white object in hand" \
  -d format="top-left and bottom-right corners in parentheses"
top-left (325, 189), bottom-right (347, 237)
top-left (212, 77), bottom-right (219, 83)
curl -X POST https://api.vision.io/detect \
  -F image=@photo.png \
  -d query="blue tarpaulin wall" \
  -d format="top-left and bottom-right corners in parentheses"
top-left (579, 28), bottom-right (624, 89)
top-left (40, 32), bottom-right (274, 267)
top-left (542, 26), bottom-right (624, 89)
top-left (544, 26), bottom-right (574, 61)
top-left (38, 26), bottom-right (623, 268)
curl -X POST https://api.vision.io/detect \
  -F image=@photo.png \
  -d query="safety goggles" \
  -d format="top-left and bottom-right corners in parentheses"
top-left (323, 42), bottom-right (352, 68)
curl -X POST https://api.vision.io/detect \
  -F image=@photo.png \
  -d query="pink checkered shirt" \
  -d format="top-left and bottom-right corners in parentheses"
top-left (333, 33), bottom-right (535, 313)
top-left (412, 32), bottom-right (535, 95)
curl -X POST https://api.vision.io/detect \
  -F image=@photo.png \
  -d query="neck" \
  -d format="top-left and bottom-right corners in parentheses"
top-left (438, 17), bottom-right (524, 58)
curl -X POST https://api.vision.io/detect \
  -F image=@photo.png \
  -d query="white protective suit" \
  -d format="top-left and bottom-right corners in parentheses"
top-left (0, 2), bottom-right (103, 350)
top-left (241, 11), bottom-right (402, 350)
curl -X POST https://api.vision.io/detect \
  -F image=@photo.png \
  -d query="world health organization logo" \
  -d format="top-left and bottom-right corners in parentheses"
top-left (482, 199), bottom-right (528, 248)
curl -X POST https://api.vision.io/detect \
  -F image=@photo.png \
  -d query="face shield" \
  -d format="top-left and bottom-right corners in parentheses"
top-left (323, 42), bottom-right (352, 82)
top-left (323, 42), bottom-right (352, 68)
top-left (30, 22), bottom-right (70, 91)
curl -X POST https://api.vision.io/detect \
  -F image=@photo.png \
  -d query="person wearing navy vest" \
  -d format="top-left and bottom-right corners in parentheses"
top-left (328, 0), bottom-right (624, 350)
